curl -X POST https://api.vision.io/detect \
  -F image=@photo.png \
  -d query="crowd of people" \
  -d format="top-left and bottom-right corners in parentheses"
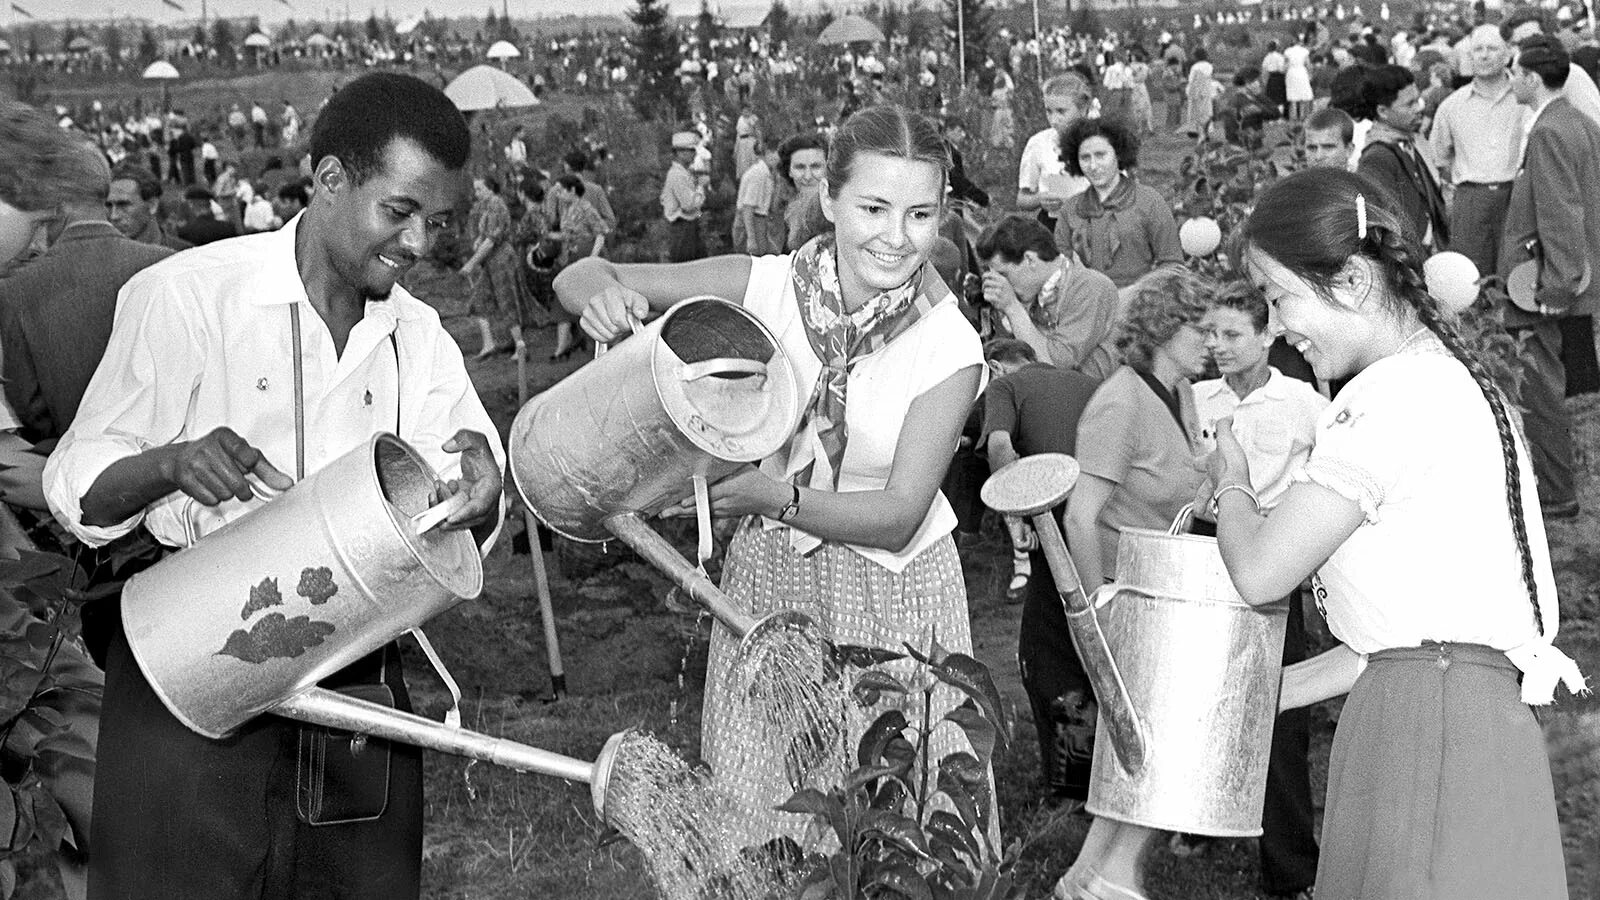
top-left (0, 1), bottom-right (1594, 898)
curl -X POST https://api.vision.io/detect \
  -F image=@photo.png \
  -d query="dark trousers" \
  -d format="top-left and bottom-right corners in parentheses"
top-left (89, 618), bottom-right (423, 900)
top-left (1260, 592), bottom-right (1318, 894)
top-left (1447, 181), bottom-right (1512, 277)
top-left (1019, 545), bottom-right (1095, 799)
top-left (1508, 318), bottom-right (1577, 509)
top-left (1560, 314), bottom-right (1600, 396)
top-left (666, 218), bottom-right (705, 262)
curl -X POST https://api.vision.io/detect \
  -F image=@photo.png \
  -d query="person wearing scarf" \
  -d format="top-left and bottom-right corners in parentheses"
top-left (1054, 117), bottom-right (1183, 289)
top-left (557, 105), bottom-right (987, 844)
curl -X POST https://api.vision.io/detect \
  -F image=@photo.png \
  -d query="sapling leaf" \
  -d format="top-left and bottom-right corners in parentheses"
top-left (942, 704), bottom-right (997, 762)
top-left (0, 786), bottom-right (15, 851)
top-left (936, 769), bottom-right (981, 834)
top-left (930, 655), bottom-right (1008, 752)
top-left (861, 809), bottom-right (930, 857)
top-left (937, 752), bottom-right (985, 787)
top-left (867, 861), bottom-right (934, 900)
top-left (857, 710), bottom-right (909, 768)
top-left (926, 809), bottom-right (980, 862)
top-left (844, 764), bottom-right (901, 793)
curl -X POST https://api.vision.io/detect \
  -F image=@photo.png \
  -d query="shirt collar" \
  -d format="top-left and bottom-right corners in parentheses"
top-left (53, 220), bottom-right (121, 243)
top-left (244, 211), bottom-right (425, 323)
top-left (1529, 92), bottom-right (1560, 128)
top-left (1469, 76), bottom-right (1514, 103)
top-left (1199, 367), bottom-right (1291, 403)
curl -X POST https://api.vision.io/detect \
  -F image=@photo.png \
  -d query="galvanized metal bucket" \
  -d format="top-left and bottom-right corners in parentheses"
top-left (510, 296), bottom-right (800, 543)
top-left (1084, 508), bottom-right (1288, 837)
top-left (122, 433), bottom-right (483, 739)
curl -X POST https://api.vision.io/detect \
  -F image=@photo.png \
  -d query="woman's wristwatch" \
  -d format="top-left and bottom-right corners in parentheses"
top-left (776, 483), bottom-right (802, 522)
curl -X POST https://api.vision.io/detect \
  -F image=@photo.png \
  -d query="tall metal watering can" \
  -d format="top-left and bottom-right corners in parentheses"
top-left (509, 296), bottom-right (812, 645)
top-left (982, 454), bottom-right (1287, 837)
top-left (121, 433), bottom-right (628, 818)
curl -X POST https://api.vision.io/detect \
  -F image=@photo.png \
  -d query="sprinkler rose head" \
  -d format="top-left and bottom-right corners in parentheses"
top-left (589, 730), bottom-right (634, 821)
top-left (981, 453), bottom-right (1081, 517)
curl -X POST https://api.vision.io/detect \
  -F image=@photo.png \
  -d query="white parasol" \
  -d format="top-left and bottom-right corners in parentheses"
top-left (444, 65), bottom-right (540, 111)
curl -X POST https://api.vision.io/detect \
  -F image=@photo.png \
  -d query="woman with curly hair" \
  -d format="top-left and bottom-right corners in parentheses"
top-left (1053, 266), bottom-right (1212, 900)
top-left (1054, 117), bottom-right (1182, 289)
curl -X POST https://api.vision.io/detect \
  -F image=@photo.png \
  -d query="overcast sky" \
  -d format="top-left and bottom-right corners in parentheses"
top-left (9, 0), bottom-right (802, 27)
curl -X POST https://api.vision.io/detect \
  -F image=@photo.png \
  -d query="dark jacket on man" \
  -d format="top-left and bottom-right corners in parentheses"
top-left (0, 221), bottom-right (173, 447)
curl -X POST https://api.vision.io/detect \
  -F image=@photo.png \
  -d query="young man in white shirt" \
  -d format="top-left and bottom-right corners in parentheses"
top-left (1015, 72), bottom-right (1093, 232)
top-left (47, 72), bottom-right (505, 900)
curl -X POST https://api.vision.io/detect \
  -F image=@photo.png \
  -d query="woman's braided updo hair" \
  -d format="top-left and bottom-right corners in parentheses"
top-left (1240, 169), bottom-right (1543, 634)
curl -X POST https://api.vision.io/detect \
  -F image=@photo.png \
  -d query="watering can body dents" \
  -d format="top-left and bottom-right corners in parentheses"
top-left (121, 433), bottom-right (483, 740)
top-left (509, 295), bottom-right (800, 544)
top-left (980, 454), bottom-right (1287, 838)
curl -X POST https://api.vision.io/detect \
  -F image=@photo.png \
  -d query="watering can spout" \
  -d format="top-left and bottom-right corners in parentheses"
top-left (979, 454), bottom-right (1148, 774)
top-left (273, 687), bottom-right (624, 820)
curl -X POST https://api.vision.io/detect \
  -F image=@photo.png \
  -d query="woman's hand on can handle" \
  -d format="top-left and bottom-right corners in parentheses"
top-left (579, 284), bottom-right (649, 344)
top-left (1204, 415), bottom-right (1251, 490)
top-left (660, 466), bottom-right (787, 521)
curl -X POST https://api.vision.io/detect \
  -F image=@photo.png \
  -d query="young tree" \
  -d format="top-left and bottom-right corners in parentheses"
top-left (766, 0), bottom-right (792, 44)
top-left (104, 22), bottom-right (124, 64)
top-left (366, 12), bottom-right (382, 42)
top-left (138, 26), bottom-right (159, 62)
top-left (211, 17), bottom-right (235, 58)
top-left (485, 7), bottom-right (498, 35)
top-left (629, 0), bottom-right (683, 121)
top-left (880, 1), bottom-right (904, 42)
top-left (59, 23), bottom-right (82, 53)
top-left (944, 0), bottom-right (992, 80)
top-left (696, 0), bottom-right (719, 58)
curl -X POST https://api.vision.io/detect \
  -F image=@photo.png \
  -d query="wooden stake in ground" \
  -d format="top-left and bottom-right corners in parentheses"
top-left (525, 512), bottom-right (567, 700)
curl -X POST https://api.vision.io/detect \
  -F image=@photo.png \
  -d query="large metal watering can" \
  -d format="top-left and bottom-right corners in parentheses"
top-left (121, 433), bottom-right (629, 818)
top-left (983, 454), bottom-right (1287, 837)
top-left (510, 296), bottom-right (813, 645)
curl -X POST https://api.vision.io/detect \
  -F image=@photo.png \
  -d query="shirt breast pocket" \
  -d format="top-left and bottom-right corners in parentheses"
top-left (1248, 417), bottom-right (1292, 458)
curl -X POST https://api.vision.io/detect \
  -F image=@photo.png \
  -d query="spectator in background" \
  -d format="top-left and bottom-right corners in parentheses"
top-left (1017, 72), bottom-right (1093, 232)
top-left (976, 214), bottom-right (1122, 378)
top-left (461, 175), bottom-right (524, 360)
top-left (200, 132), bottom-right (219, 185)
top-left (272, 182), bottom-right (308, 226)
top-left (562, 149), bottom-right (616, 234)
top-left (280, 101), bottom-right (301, 147)
top-left (241, 182), bottom-right (279, 233)
top-left (1502, 7), bottom-right (1600, 129)
top-left (175, 186), bottom-right (238, 246)
top-left (1430, 24), bottom-right (1522, 277)
top-left (1499, 34), bottom-right (1600, 519)
top-left (733, 139), bottom-right (781, 256)
top-left (107, 165), bottom-right (191, 251)
top-left (250, 100), bottom-right (269, 148)
top-left (661, 129), bottom-right (707, 262)
top-left (545, 174), bottom-right (609, 361)
top-left (226, 103), bottom-right (248, 146)
top-left (1419, 61), bottom-right (1458, 128)
top-left (1184, 47), bottom-right (1218, 141)
top-left (980, 337), bottom-right (1102, 800)
top-left (1220, 66), bottom-right (1281, 146)
top-left (777, 132), bottom-right (830, 252)
top-left (1055, 117), bottom-right (1183, 290)
top-left (1356, 65), bottom-right (1449, 251)
top-left (167, 120), bottom-right (197, 186)
top-left (1302, 107), bottom-right (1356, 170)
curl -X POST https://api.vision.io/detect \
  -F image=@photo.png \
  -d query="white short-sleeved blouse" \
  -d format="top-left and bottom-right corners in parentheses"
top-left (1292, 339), bottom-right (1560, 661)
top-left (741, 252), bottom-right (984, 573)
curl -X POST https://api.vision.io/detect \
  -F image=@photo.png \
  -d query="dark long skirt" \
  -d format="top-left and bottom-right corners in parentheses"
top-left (1317, 642), bottom-right (1567, 900)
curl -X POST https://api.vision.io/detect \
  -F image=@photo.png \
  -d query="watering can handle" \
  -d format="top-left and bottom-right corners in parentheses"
top-left (1169, 503), bottom-right (1198, 536)
top-left (679, 358), bottom-right (769, 382)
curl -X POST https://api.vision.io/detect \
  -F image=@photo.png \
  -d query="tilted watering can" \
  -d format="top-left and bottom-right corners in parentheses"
top-left (120, 433), bottom-right (631, 819)
top-left (982, 454), bottom-right (1287, 837)
top-left (509, 296), bottom-right (815, 647)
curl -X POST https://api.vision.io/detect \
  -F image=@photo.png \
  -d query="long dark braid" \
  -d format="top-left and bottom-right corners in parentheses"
top-left (1364, 224), bottom-right (1545, 635)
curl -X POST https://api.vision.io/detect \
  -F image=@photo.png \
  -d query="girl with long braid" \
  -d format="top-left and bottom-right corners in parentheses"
top-left (1209, 168), bottom-right (1584, 898)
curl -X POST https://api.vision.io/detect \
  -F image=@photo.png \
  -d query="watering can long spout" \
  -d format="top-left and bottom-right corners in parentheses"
top-left (602, 511), bottom-right (759, 636)
top-left (980, 454), bottom-right (1148, 774)
top-left (272, 687), bottom-right (626, 820)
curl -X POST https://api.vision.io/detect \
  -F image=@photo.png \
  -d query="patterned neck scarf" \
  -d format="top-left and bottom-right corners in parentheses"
top-left (787, 233), bottom-right (950, 491)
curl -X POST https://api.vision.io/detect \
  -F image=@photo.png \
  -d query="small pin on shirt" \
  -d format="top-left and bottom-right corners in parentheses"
top-left (256, 377), bottom-right (269, 391)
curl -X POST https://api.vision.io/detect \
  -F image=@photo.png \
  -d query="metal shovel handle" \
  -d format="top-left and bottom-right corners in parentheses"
top-left (602, 511), bottom-right (757, 637)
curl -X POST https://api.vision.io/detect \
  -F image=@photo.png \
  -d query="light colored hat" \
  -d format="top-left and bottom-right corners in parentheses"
top-left (671, 131), bottom-right (699, 150)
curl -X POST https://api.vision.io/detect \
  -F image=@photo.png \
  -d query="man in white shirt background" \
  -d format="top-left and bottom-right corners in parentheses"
top-left (46, 72), bottom-right (505, 900)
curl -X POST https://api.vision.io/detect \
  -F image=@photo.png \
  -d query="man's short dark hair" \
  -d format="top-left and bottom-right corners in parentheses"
top-left (1517, 35), bottom-right (1571, 89)
top-left (556, 173), bottom-right (585, 196)
top-left (111, 164), bottom-right (163, 202)
top-left (563, 149), bottom-right (591, 172)
top-left (1500, 7), bottom-right (1552, 41)
top-left (276, 182), bottom-right (309, 206)
top-left (975, 214), bottom-right (1061, 265)
top-left (983, 337), bottom-right (1038, 366)
top-left (1359, 64), bottom-right (1415, 119)
top-left (308, 73), bottom-right (469, 183)
top-left (1305, 107), bottom-right (1356, 144)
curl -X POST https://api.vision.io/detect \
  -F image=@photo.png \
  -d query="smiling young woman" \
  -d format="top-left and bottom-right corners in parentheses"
top-left (1053, 117), bottom-right (1183, 289)
top-left (556, 105), bottom-right (987, 842)
top-left (1211, 168), bottom-right (1582, 899)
